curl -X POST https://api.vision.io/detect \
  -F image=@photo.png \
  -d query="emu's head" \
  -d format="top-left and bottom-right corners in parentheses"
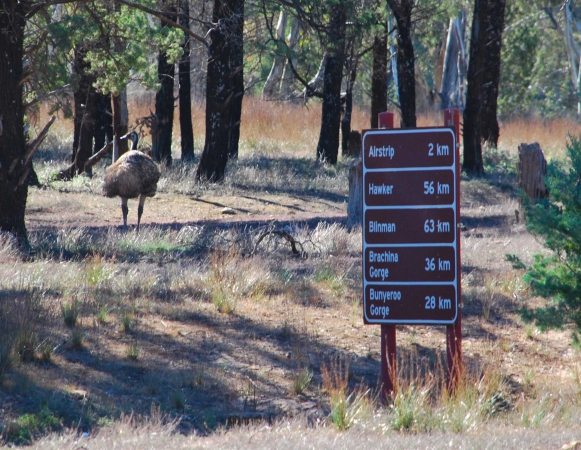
top-left (120, 131), bottom-right (139, 151)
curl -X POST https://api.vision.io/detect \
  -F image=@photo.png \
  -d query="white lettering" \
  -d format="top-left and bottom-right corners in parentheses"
top-left (368, 145), bottom-right (395, 159)
top-left (368, 183), bottom-right (394, 195)
top-left (370, 304), bottom-right (390, 318)
top-left (369, 250), bottom-right (399, 263)
top-left (369, 289), bottom-right (402, 302)
top-left (369, 221), bottom-right (396, 233)
top-left (369, 266), bottom-right (389, 281)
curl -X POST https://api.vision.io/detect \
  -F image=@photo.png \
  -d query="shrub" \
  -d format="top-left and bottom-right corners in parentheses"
top-left (508, 134), bottom-right (581, 346)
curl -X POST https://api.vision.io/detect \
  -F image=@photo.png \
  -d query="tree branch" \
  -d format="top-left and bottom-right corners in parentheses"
top-left (113, 0), bottom-right (208, 47)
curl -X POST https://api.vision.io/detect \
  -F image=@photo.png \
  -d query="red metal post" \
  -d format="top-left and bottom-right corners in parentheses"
top-left (378, 111), bottom-right (394, 129)
top-left (444, 108), bottom-right (462, 390)
top-left (378, 111), bottom-right (396, 401)
top-left (381, 324), bottom-right (397, 400)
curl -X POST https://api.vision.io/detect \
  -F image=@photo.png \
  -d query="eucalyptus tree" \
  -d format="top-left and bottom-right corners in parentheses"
top-left (386, 0), bottom-right (416, 127)
top-left (152, 0), bottom-right (178, 166)
top-left (195, 0), bottom-right (245, 181)
top-left (370, 9), bottom-right (389, 129)
top-left (463, 0), bottom-right (506, 176)
top-left (178, 0), bottom-right (194, 161)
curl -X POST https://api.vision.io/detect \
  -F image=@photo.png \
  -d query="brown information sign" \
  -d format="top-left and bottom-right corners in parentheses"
top-left (362, 128), bottom-right (459, 325)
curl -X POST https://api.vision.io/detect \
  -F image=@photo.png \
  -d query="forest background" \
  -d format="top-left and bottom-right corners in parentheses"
top-left (1, 0), bottom-right (579, 248)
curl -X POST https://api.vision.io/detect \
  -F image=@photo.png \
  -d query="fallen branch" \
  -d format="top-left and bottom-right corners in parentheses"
top-left (84, 141), bottom-right (114, 171)
top-left (24, 116), bottom-right (56, 168)
top-left (252, 228), bottom-right (305, 256)
top-left (55, 141), bottom-right (113, 181)
top-left (14, 116), bottom-right (56, 187)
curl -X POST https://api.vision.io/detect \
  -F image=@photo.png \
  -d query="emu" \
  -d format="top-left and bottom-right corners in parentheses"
top-left (102, 132), bottom-right (160, 230)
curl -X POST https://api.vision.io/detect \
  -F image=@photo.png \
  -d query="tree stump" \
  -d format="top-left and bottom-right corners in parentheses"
top-left (347, 158), bottom-right (363, 229)
top-left (345, 130), bottom-right (362, 158)
top-left (517, 142), bottom-right (547, 209)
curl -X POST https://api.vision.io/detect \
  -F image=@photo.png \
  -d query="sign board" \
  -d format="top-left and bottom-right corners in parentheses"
top-left (362, 128), bottom-right (459, 325)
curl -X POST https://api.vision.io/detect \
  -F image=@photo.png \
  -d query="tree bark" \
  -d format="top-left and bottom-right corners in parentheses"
top-left (262, 10), bottom-right (287, 100)
top-left (342, 62), bottom-right (357, 156)
top-left (196, 0), bottom-right (244, 182)
top-left (227, 0), bottom-right (244, 159)
top-left (94, 92), bottom-right (113, 156)
top-left (371, 29), bottom-right (388, 129)
top-left (152, 4), bottom-right (176, 167)
top-left (0, 1), bottom-right (29, 245)
top-left (440, 15), bottom-right (467, 110)
top-left (463, 0), bottom-right (506, 176)
top-left (71, 46), bottom-right (98, 175)
top-left (179, 0), bottom-right (194, 161)
top-left (280, 16), bottom-right (300, 100)
top-left (386, 0), bottom-right (416, 128)
top-left (315, 2), bottom-right (346, 164)
top-left (112, 92), bottom-right (129, 162)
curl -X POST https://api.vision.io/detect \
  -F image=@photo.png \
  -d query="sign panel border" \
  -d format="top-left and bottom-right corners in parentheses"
top-left (362, 127), bottom-right (459, 325)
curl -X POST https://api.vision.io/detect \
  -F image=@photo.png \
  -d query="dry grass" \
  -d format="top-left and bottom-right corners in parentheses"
top-left (4, 98), bottom-right (581, 447)
top-left (499, 117), bottom-right (581, 160)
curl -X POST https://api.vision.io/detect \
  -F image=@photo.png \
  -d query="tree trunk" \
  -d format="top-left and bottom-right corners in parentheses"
top-left (387, 0), bottom-right (416, 128)
top-left (302, 57), bottom-right (326, 100)
top-left (371, 29), bottom-right (388, 129)
top-left (479, 1), bottom-right (505, 146)
top-left (196, 0), bottom-right (245, 182)
top-left (315, 3), bottom-right (346, 164)
top-left (262, 10), bottom-right (287, 100)
top-left (152, 4), bottom-right (176, 167)
top-left (179, 0), bottom-right (194, 161)
top-left (94, 92), bottom-right (113, 156)
top-left (72, 46), bottom-right (98, 176)
top-left (0, 2), bottom-right (29, 245)
top-left (347, 158), bottom-right (363, 230)
top-left (342, 62), bottom-right (357, 156)
top-left (463, 0), bottom-right (506, 176)
top-left (440, 14), bottom-right (467, 110)
top-left (227, 0), bottom-right (244, 159)
top-left (518, 142), bottom-right (548, 207)
top-left (112, 92), bottom-right (129, 162)
top-left (280, 16), bottom-right (300, 100)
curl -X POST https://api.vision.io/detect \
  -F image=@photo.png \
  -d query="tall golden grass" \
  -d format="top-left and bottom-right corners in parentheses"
top-left (36, 92), bottom-right (581, 161)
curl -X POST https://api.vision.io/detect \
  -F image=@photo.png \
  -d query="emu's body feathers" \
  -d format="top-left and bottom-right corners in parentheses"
top-left (103, 151), bottom-right (160, 199)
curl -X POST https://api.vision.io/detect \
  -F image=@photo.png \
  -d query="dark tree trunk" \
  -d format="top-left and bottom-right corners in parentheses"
top-left (387, 0), bottom-right (416, 128)
top-left (371, 30), bottom-right (388, 129)
top-left (316, 3), bottom-right (346, 164)
top-left (0, 1), bottom-right (29, 245)
top-left (94, 92), bottom-right (113, 155)
top-left (342, 64), bottom-right (357, 156)
top-left (152, 4), bottom-right (176, 167)
top-left (112, 93), bottom-right (129, 160)
top-left (463, 0), bottom-right (506, 176)
top-left (72, 46), bottom-right (98, 175)
top-left (227, 0), bottom-right (245, 160)
top-left (196, 0), bottom-right (245, 182)
top-left (179, 0), bottom-right (194, 161)
top-left (479, 1), bottom-right (505, 146)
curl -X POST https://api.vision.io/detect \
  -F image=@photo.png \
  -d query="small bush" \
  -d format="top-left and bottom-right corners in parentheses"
top-left (292, 367), bottom-right (313, 396)
top-left (16, 331), bottom-right (37, 363)
top-left (127, 343), bottom-right (140, 360)
top-left (3, 408), bottom-right (62, 445)
top-left (71, 328), bottom-right (84, 351)
top-left (509, 134), bottom-right (581, 346)
top-left (61, 300), bottom-right (79, 328)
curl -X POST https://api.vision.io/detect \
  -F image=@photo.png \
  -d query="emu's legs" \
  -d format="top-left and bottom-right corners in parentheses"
top-left (121, 197), bottom-right (129, 228)
top-left (137, 194), bottom-right (147, 231)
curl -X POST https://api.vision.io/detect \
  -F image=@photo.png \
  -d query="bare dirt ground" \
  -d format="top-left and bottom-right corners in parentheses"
top-left (26, 187), bottom-right (346, 230)
top-left (2, 172), bottom-right (580, 449)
